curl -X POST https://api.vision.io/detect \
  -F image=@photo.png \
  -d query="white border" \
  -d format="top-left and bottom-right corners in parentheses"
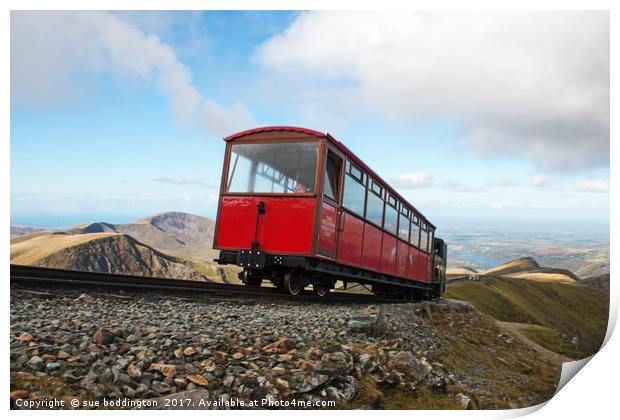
top-left (3, 1), bottom-right (617, 419)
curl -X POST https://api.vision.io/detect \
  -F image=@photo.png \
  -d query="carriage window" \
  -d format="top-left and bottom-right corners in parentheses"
top-left (384, 200), bottom-right (398, 235)
top-left (323, 150), bottom-right (343, 201)
top-left (420, 227), bottom-right (428, 252)
top-left (227, 141), bottom-right (318, 193)
top-left (398, 211), bottom-right (410, 242)
top-left (410, 220), bottom-right (420, 247)
top-left (349, 163), bottom-right (363, 181)
top-left (371, 180), bottom-right (382, 195)
top-left (366, 183), bottom-right (384, 226)
top-left (343, 173), bottom-right (366, 215)
top-left (429, 230), bottom-right (435, 253)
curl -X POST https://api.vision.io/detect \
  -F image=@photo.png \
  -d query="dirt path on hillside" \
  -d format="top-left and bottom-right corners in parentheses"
top-left (496, 321), bottom-right (574, 366)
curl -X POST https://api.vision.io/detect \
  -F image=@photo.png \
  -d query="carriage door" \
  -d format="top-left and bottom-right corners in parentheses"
top-left (317, 147), bottom-right (344, 258)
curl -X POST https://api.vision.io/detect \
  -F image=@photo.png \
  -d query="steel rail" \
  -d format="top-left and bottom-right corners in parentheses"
top-left (10, 264), bottom-right (398, 304)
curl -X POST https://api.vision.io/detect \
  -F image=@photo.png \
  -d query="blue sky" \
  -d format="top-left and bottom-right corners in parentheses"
top-left (10, 11), bottom-right (610, 229)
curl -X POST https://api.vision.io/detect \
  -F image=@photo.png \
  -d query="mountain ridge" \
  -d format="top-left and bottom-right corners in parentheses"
top-left (481, 256), bottom-right (580, 284)
top-left (65, 211), bottom-right (217, 261)
top-left (11, 212), bottom-right (608, 287)
top-left (10, 231), bottom-right (208, 281)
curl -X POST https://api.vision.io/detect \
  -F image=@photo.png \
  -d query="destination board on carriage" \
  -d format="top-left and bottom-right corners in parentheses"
top-left (213, 126), bottom-right (447, 299)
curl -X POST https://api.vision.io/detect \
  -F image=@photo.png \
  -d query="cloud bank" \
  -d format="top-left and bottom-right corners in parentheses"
top-left (11, 11), bottom-right (252, 136)
top-left (531, 174), bottom-right (552, 187)
top-left (575, 179), bottom-right (609, 193)
top-left (152, 176), bottom-right (214, 187)
top-left (257, 11), bottom-right (609, 171)
top-left (392, 171), bottom-right (433, 189)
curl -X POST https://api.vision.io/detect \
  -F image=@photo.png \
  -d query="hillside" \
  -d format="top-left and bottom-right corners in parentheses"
top-left (11, 212), bottom-right (237, 284)
top-left (10, 230), bottom-right (60, 244)
top-left (481, 257), bottom-right (579, 284)
top-left (581, 273), bottom-right (610, 292)
top-left (446, 266), bottom-right (477, 278)
top-left (66, 212), bottom-right (217, 261)
top-left (531, 245), bottom-right (610, 279)
top-left (10, 232), bottom-right (208, 281)
top-left (445, 276), bottom-right (609, 359)
top-left (10, 225), bottom-right (46, 237)
top-left (481, 256), bottom-right (539, 275)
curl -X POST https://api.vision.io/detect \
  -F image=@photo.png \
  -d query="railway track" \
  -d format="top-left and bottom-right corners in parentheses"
top-left (10, 265), bottom-right (401, 304)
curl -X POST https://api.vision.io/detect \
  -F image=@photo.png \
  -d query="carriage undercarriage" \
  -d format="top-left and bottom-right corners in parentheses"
top-left (217, 249), bottom-right (443, 300)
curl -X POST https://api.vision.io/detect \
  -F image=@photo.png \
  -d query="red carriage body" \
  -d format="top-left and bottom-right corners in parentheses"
top-left (213, 126), bottom-right (446, 298)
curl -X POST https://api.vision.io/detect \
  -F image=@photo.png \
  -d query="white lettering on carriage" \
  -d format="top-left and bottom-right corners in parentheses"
top-left (321, 214), bottom-right (336, 238)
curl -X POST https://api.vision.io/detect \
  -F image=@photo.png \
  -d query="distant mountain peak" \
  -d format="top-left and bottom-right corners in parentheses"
top-left (10, 225), bottom-right (46, 236)
top-left (58, 211), bottom-right (216, 261)
top-left (67, 222), bottom-right (118, 234)
top-left (133, 211), bottom-right (209, 224)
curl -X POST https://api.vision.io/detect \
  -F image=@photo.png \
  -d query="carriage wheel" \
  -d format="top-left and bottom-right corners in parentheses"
top-left (313, 282), bottom-right (329, 297)
top-left (283, 271), bottom-right (303, 296)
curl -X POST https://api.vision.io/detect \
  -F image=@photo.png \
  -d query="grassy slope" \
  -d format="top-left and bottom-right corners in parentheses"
top-left (434, 312), bottom-right (559, 408)
top-left (503, 272), bottom-right (576, 284)
top-left (10, 232), bottom-right (120, 265)
top-left (10, 231), bottom-right (60, 245)
top-left (340, 305), bottom-right (560, 409)
top-left (10, 229), bottom-right (228, 283)
top-left (444, 276), bottom-right (609, 359)
top-left (519, 325), bottom-right (584, 359)
top-left (446, 267), bottom-right (477, 278)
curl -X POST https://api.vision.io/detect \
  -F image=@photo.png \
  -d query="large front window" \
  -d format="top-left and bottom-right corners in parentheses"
top-left (226, 141), bottom-right (319, 193)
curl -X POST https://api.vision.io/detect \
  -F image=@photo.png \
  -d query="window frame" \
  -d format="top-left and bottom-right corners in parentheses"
top-left (419, 223), bottom-right (429, 253)
top-left (397, 205), bottom-right (411, 242)
top-left (347, 160), bottom-right (365, 183)
top-left (322, 148), bottom-right (344, 203)
top-left (410, 217), bottom-right (421, 248)
top-left (222, 138), bottom-right (321, 197)
top-left (364, 175), bottom-right (385, 229)
top-left (383, 194), bottom-right (399, 235)
top-left (342, 171), bottom-right (367, 218)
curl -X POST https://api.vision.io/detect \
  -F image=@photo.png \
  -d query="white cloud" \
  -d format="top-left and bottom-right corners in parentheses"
top-left (153, 176), bottom-right (216, 187)
top-left (486, 177), bottom-right (521, 188)
top-left (202, 100), bottom-right (255, 137)
top-left (11, 11), bottom-right (252, 137)
top-left (257, 11), bottom-right (609, 171)
top-left (441, 180), bottom-right (486, 193)
top-left (392, 171), bottom-right (433, 189)
top-left (531, 174), bottom-right (552, 187)
top-left (575, 179), bottom-right (609, 193)
top-left (113, 11), bottom-right (211, 59)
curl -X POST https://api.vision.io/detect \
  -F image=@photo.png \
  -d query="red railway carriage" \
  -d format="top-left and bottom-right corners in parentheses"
top-left (213, 126), bottom-right (447, 300)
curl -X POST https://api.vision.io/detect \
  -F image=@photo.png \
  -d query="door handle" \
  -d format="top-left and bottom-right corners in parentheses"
top-left (338, 209), bottom-right (345, 232)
